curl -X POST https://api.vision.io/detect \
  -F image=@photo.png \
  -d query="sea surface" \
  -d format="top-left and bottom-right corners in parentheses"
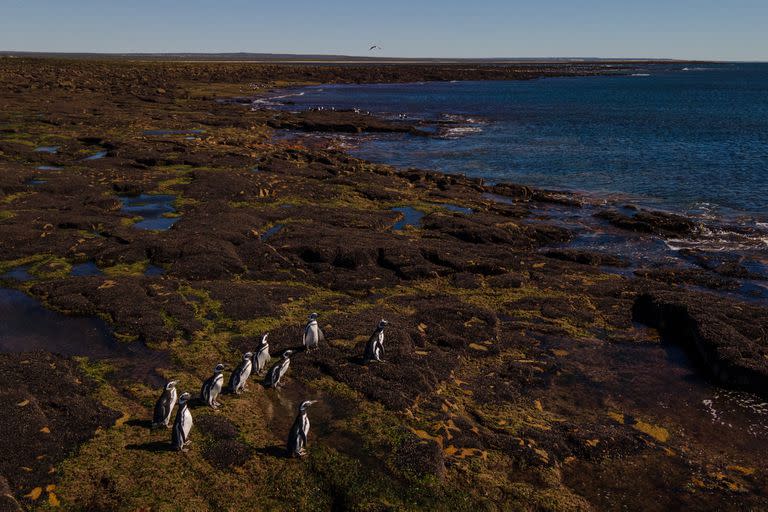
top-left (276, 63), bottom-right (768, 224)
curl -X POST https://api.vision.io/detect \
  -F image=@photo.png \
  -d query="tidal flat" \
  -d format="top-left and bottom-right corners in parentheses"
top-left (0, 58), bottom-right (766, 511)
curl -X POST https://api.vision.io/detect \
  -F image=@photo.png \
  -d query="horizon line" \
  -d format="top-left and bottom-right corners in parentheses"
top-left (0, 50), bottom-right (739, 63)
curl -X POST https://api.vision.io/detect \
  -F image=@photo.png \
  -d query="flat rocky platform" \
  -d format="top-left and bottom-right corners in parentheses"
top-left (0, 59), bottom-right (766, 511)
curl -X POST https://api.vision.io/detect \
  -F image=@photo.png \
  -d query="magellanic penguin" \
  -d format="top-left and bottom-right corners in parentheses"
top-left (303, 312), bottom-right (324, 351)
top-left (228, 351), bottom-right (253, 394)
top-left (287, 400), bottom-right (318, 457)
top-left (201, 363), bottom-right (225, 409)
top-left (252, 333), bottom-right (271, 375)
top-left (265, 350), bottom-right (293, 389)
top-left (171, 392), bottom-right (193, 452)
top-left (363, 319), bottom-right (388, 363)
top-left (152, 380), bottom-right (178, 429)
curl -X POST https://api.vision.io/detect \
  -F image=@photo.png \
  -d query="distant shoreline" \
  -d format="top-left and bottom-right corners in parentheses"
top-left (0, 51), bottom-right (714, 65)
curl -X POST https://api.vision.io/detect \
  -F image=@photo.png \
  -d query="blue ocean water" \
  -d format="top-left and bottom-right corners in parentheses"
top-left (282, 64), bottom-right (768, 222)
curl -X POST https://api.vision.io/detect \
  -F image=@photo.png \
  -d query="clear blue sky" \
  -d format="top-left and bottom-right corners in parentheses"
top-left (1, 0), bottom-right (766, 60)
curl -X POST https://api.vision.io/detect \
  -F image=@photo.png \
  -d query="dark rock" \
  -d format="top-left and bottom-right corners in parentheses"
top-left (202, 438), bottom-right (252, 469)
top-left (196, 415), bottom-right (239, 439)
top-left (392, 435), bottom-right (446, 480)
top-left (595, 209), bottom-right (696, 236)
top-left (544, 249), bottom-right (629, 268)
top-left (633, 290), bottom-right (768, 396)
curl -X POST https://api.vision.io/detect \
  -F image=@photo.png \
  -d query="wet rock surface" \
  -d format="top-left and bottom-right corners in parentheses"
top-left (0, 58), bottom-right (766, 511)
top-left (595, 208), bottom-right (696, 236)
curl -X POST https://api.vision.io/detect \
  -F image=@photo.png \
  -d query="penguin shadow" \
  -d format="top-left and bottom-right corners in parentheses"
top-left (188, 396), bottom-right (207, 408)
top-left (345, 354), bottom-right (368, 366)
top-left (126, 440), bottom-right (173, 453)
top-left (255, 444), bottom-right (290, 459)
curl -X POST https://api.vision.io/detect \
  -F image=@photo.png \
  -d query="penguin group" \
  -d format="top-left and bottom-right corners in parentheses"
top-left (152, 313), bottom-right (389, 457)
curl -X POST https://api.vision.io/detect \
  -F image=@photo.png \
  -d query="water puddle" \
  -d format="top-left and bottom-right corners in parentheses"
top-left (737, 281), bottom-right (768, 300)
top-left (35, 166), bottom-right (63, 171)
top-left (25, 178), bottom-right (47, 186)
top-left (143, 129), bottom-right (206, 136)
top-left (392, 206), bottom-right (424, 231)
top-left (82, 150), bottom-right (108, 161)
top-left (1, 266), bottom-right (34, 282)
top-left (33, 146), bottom-right (59, 154)
top-left (144, 265), bottom-right (165, 276)
top-left (70, 262), bottom-right (103, 277)
top-left (0, 288), bottom-right (166, 385)
top-left (742, 259), bottom-right (768, 280)
top-left (261, 373), bottom-right (365, 462)
top-left (260, 224), bottom-right (284, 241)
top-left (119, 194), bottom-right (179, 231)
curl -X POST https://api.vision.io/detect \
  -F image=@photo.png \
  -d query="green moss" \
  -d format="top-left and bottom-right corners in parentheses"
top-left (234, 286), bottom-right (350, 338)
top-left (102, 260), bottom-right (148, 276)
top-left (0, 254), bottom-right (73, 280)
top-left (156, 175), bottom-right (192, 194)
top-left (29, 256), bottom-right (72, 279)
top-left (120, 216), bottom-right (142, 227)
top-left (173, 196), bottom-right (199, 207)
top-left (0, 132), bottom-right (36, 145)
top-left (0, 255), bottom-right (46, 274)
top-left (0, 210), bottom-right (16, 221)
top-left (73, 357), bottom-right (114, 386)
top-left (113, 331), bottom-right (140, 343)
top-left (177, 285), bottom-right (229, 339)
top-left (1, 191), bottom-right (33, 204)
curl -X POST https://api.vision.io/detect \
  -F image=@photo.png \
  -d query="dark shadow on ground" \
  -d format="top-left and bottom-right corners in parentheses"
top-left (126, 440), bottom-right (173, 453)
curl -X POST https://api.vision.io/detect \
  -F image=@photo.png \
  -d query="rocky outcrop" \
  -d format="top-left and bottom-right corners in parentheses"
top-left (633, 290), bottom-right (768, 396)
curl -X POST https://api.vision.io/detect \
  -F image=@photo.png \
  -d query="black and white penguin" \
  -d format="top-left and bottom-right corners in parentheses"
top-left (363, 319), bottom-right (388, 363)
top-left (287, 400), bottom-right (318, 457)
top-left (171, 392), bottom-right (193, 452)
top-left (228, 351), bottom-right (253, 394)
top-left (303, 312), bottom-right (324, 351)
top-left (252, 333), bottom-right (271, 375)
top-left (152, 380), bottom-right (178, 429)
top-left (201, 363), bottom-right (225, 409)
top-left (265, 350), bottom-right (294, 389)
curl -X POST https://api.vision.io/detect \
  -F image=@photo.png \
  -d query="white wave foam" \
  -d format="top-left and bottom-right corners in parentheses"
top-left (251, 91), bottom-right (305, 107)
top-left (442, 126), bottom-right (484, 138)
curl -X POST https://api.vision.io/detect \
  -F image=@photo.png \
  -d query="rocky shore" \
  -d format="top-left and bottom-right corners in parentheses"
top-left (1, 58), bottom-right (766, 511)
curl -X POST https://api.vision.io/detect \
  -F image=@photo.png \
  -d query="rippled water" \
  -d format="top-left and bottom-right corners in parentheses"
top-left (283, 64), bottom-right (768, 223)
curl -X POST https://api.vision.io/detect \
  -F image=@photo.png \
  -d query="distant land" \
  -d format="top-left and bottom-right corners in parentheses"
top-left (0, 51), bottom-right (704, 64)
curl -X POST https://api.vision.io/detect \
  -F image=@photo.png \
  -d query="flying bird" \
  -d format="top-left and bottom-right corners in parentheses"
top-left (369, 45), bottom-right (382, 51)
